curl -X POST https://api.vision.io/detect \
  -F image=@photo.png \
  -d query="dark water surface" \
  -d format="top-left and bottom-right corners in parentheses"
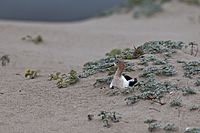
top-left (0, 0), bottom-right (123, 22)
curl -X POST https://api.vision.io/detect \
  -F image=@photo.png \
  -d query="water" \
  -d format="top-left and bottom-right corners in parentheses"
top-left (0, 0), bottom-right (123, 22)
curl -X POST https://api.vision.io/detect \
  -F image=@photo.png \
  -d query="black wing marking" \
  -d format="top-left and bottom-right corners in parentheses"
top-left (123, 74), bottom-right (132, 81)
top-left (110, 86), bottom-right (114, 89)
top-left (129, 78), bottom-right (138, 87)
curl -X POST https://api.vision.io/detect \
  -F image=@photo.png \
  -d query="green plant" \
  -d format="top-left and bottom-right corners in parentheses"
top-left (182, 87), bottom-right (196, 96)
top-left (144, 119), bottom-right (157, 124)
top-left (22, 35), bottom-right (43, 44)
top-left (184, 127), bottom-right (200, 133)
top-left (98, 111), bottom-right (121, 128)
top-left (144, 118), bottom-right (160, 132)
top-left (158, 64), bottom-right (176, 76)
top-left (25, 69), bottom-right (38, 79)
top-left (140, 64), bottom-right (176, 77)
top-left (106, 48), bottom-right (135, 60)
top-left (140, 66), bottom-right (158, 77)
top-left (79, 56), bottom-right (134, 78)
top-left (148, 122), bottom-right (161, 132)
top-left (163, 123), bottom-right (177, 131)
top-left (49, 70), bottom-right (79, 88)
top-left (121, 88), bottom-right (134, 95)
top-left (139, 40), bottom-right (184, 54)
top-left (170, 98), bottom-right (182, 107)
top-left (93, 76), bottom-right (113, 87)
top-left (138, 55), bottom-right (156, 66)
top-left (153, 58), bottom-right (167, 65)
top-left (125, 95), bottom-right (139, 105)
top-left (182, 61), bottom-right (200, 78)
top-left (48, 72), bottom-right (61, 81)
top-left (106, 90), bottom-right (120, 96)
top-left (124, 77), bottom-right (178, 105)
top-left (0, 55), bottom-right (10, 66)
top-left (106, 49), bottom-right (122, 57)
top-left (189, 105), bottom-right (200, 111)
top-left (194, 79), bottom-right (200, 86)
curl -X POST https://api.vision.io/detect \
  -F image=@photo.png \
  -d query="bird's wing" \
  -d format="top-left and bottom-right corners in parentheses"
top-left (122, 74), bottom-right (132, 81)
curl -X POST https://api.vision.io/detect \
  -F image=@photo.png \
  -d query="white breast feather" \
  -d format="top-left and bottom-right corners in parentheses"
top-left (121, 76), bottom-right (129, 88)
top-left (110, 75), bottom-right (134, 89)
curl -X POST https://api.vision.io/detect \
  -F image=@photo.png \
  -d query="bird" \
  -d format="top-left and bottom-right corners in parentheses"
top-left (110, 59), bottom-right (137, 89)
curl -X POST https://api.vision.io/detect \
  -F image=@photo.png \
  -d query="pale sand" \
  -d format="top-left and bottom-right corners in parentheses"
top-left (0, 1), bottom-right (200, 133)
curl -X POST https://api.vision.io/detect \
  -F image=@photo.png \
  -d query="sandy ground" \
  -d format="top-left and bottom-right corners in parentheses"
top-left (0, 1), bottom-right (200, 133)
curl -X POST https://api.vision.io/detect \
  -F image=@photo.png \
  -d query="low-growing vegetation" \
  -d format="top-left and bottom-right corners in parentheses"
top-left (48, 70), bottom-right (79, 88)
top-left (163, 123), bottom-right (177, 131)
top-left (184, 127), bottom-right (200, 133)
top-left (194, 79), bottom-right (200, 86)
top-left (181, 87), bottom-right (197, 96)
top-left (88, 111), bottom-right (121, 128)
top-left (11, 39), bottom-right (199, 131)
top-left (170, 97), bottom-right (182, 107)
top-left (189, 105), bottom-right (200, 111)
top-left (182, 61), bottom-right (200, 78)
top-left (22, 35), bottom-right (43, 44)
top-left (25, 69), bottom-right (39, 79)
top-left (0, 55), bottom-right (10, 66)
top-left (144, 119), bottom-right (178, 132)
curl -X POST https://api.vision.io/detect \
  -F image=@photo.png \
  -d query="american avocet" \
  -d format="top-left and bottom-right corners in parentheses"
top-left (110, 60), bottom-right (137, 89)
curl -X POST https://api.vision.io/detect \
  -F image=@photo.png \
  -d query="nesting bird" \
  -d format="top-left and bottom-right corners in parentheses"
top-left (110, 60), bottom-right (137, 89)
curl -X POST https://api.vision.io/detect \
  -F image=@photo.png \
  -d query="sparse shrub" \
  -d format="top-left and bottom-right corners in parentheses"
top-left (163, 123), bottom-right (177, 131)
top-left (0, 55), bottom-right (10, 66)
top-left (140, 40), bottom-right (184, 54)
top-left (25, 69), bottom-right (38, 79)
top-left (93, 76), bottom-right (113, 87)
top-left (124, 78), bottom-right (178, 105)
top-left (140, 66), bottom-right (158, 77)
top-left (182, 87), bottom-right (196, 96)
top-left (48, 70), bottom-right (79, 88)
top-left (184, 127), bottom-right (200, 133)
top-left (144, 119), bottom-right (157, 124)
top-left (189, 105), bottom-right (200, 111)
top-left (194, 79), bottom-right (200, 86)
top-left (182, 61), bottom-right (200, 78)
top-left (121, 86), bottom-right (136, 95)
top-left (106, 48), bottom-right (135, 60)
top-left (79, 55), bottom-right (134, 78)
top-left (138, 55), bottom-right (156, 66)
top-left (125, 95), bottom-right (139, 105)
top-left (140, 64), bottom-right (176, 77)
top-left (106, 49), bottom-right (122, 57)
top-left (153, 58), bottom-right (167, 65)
top-left (98, 111), bottom-right (121, 128)
top-left (158, 64), bottom-right (176, 76)
top-left (22, 35), bottom-right (43, 44)
top-left (170, 98), bottom-right (182, 107)
top-left (148, 122), bottom-right (161, 132)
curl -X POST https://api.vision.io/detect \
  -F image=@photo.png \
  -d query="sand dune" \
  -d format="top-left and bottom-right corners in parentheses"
top-left (0, 1), bottom-right (200, 133)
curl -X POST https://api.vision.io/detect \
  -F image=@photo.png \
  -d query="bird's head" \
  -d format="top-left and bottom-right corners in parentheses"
top-left (114, 59), bottom-right (125, 69)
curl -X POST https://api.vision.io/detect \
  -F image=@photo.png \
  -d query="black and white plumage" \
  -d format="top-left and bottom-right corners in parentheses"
top-left (110, 60), bottom-right (137, 89)
top-left (123, 74), bottom-right (138, 87)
